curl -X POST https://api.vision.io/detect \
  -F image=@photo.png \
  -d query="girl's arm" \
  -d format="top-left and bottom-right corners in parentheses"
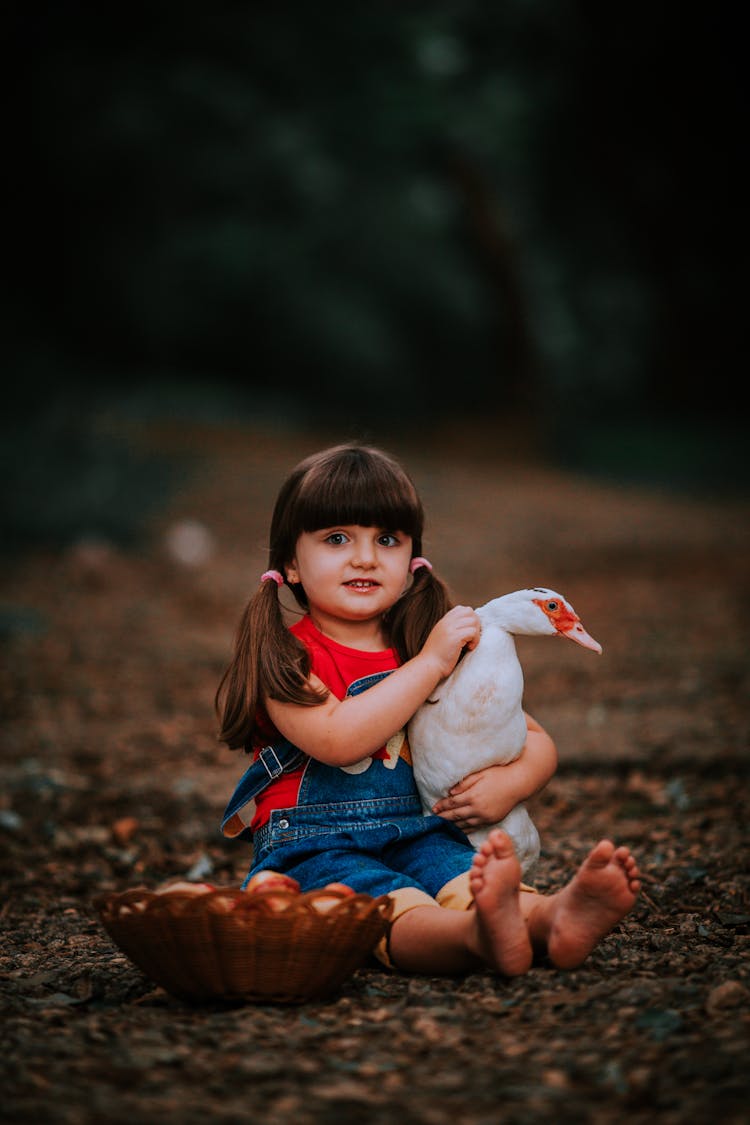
top-left (264, 606), bottom-right (481, 766)
top-left (432, 712), bottom-right (557, 830)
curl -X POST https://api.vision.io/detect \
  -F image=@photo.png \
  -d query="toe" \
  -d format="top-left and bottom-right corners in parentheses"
top-left (589, 839), bottom-right (616, 866)
top-left (471, 849), bottom-right (488, 871)
top-left (489, 829), bottom-right (515, 858)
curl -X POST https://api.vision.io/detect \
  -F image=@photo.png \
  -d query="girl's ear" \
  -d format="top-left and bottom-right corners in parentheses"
top-left (285, 562), bottom-right (299, 584)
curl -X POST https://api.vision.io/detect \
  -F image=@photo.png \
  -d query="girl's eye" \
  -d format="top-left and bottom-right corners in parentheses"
top-left (378, 533), bottom-right (399, 547)
top-left (325, 533), bottom-right (348, 546)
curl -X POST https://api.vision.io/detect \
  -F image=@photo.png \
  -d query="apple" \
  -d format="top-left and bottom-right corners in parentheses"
top-left (311, 882), bottom-right (357, 913)
top-left (206, 891), bottom-right (241, 914)
top-left (323, 882), bottom-right (355, 896)
top-left (121, 899), bottom-right (148, 914)
top-left (244, 870), bottom-right (301, 895)
top-left (156, 881), bottom-right (215, 895)
top-left (254, 891), bottom-right (297, 913)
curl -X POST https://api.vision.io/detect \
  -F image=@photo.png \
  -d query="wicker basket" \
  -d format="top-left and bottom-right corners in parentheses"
top-left (95, 885), bottom-right (393, 1004)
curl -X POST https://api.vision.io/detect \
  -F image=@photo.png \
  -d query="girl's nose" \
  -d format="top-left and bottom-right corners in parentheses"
top-left (352, 537), bottom-right (376, 566)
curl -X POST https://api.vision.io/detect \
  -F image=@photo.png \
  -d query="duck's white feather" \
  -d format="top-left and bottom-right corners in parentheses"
top-left (408, 587), bottom-right (601, 877)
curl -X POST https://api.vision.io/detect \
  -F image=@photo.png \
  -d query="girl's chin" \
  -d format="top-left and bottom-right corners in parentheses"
top-left (315, 599), bottom-right (389, 625)
top-left (338, 601), bottom-right (387, 619)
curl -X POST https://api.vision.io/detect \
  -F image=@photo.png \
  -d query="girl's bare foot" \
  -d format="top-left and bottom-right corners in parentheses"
top-left (536, 840), bottom-right (641, 969)
top-left (468, 830), bottom-right (533, 976)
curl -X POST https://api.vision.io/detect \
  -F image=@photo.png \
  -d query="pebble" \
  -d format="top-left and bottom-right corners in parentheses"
top-left (705, 980), bottom-right (749, 1016)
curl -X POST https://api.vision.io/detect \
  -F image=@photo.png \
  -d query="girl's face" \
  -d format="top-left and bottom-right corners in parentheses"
top-left (286, 525), bottom-right (413, 637)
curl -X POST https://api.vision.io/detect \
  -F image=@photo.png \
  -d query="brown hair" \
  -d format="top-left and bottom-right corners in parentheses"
top-left (215, 444), bottom-right (453, 750)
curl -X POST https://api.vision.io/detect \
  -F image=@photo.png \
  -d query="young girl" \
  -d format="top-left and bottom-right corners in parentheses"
top-left (217, 443), bottom-right (640, 975)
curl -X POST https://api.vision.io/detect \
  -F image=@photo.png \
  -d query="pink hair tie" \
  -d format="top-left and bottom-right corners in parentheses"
top-left (260, 569), bottom-right (284, 586)
top-left (410, 556), bottom-right (433, 574)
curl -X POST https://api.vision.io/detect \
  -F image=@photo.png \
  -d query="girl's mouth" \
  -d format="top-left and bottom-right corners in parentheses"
top-left (344, 580), bottom-right (380, 589)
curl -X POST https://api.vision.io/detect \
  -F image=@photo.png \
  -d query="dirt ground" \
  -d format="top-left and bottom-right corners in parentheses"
top-left (1, 420), bottom-right (749, 1124)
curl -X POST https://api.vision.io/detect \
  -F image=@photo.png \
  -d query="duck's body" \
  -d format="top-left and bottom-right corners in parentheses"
top-left (408, 588), bottom-right (602, 876)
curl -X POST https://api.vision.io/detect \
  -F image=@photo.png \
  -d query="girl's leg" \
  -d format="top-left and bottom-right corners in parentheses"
top-left (388, 832), bottom-right (533, 976)
top-left (389, 831), bottom-right (641, 976)
top-left (517, 836), bottom-right (641, 968)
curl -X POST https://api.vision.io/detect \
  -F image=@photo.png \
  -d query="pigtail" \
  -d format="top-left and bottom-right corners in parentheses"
top-left (387, 567), bottom-right (453, 665)
top-left (215, 579), bottom-right (326, 751)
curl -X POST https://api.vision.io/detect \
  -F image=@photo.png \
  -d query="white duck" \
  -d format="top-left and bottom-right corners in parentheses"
top-left (408, 588), bottom-right (602, 877)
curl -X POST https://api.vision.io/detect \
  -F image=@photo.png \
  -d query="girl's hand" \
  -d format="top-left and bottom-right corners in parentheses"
top-left (432, 714), bottom-right (557, 831)
top-left (421, 606), bottom-right (481, 680)
top-left (432, 766), bottom-right (518, 831)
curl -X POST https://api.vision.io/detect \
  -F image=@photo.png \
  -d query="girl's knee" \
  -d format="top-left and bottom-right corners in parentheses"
top-left (375, 886), bottom-right (439, 968)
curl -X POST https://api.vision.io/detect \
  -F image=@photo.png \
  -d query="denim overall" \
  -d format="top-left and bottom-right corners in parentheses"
top-left (220, 671), bottom-right (476, 900)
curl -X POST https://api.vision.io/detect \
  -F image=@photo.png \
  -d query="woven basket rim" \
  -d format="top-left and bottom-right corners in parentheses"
top-left (94, 883), bottom-right (393, 1003)
top-left (95, 884), bottom-right (393, 921)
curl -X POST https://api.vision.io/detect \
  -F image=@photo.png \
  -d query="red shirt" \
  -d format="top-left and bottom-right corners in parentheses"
top-left (250, 615), bottom-right (400, 829)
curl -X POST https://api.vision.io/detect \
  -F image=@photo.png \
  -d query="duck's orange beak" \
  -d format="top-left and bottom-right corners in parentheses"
top-left (559, 620), bottom-right (603, 654)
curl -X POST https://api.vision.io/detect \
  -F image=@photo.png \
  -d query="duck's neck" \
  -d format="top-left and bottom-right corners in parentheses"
top-left (468, 622), bottom-right (523, 691)
top-left (462, 621), bottom-right (525, 722)
top-left (477, 624), bottom-right (518, 659)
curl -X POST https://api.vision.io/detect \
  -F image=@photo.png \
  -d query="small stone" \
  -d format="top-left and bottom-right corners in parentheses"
top-left (543, 1068), bottom-right (569, 1088)
top-left (705, 980), bottom-right (749, 1016)
top-left (185, 853), bottom-right (214, 881)
top-left (111, 816), bottom-right (139, 846)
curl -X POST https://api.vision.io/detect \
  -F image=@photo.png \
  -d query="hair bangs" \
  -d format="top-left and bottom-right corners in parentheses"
top-left (293, 446), bottom-right (424, 540)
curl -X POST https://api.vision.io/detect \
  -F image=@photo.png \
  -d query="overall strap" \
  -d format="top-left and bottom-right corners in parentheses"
top-left (220, 739), bottom-right (307, 841)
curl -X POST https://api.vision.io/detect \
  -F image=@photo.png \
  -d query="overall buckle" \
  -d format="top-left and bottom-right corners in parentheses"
top-left (258, 745), bottom-right (284, 779)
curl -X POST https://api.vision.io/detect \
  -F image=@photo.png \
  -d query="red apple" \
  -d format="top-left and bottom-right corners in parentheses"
top-left (156, 881), bottom-right (215, 895)
top-left (256, 891), bottom-right (297, 913)
top-left (311, 883), bottom-right (356, 913)
top-left (244, 870), bottom-right (301, 895)
top-left (323, 882), bottom-right (355, 896)
top-left (206, 892), bottom-right (241, 914)
top-left (122, 900), bottom-right (148, 914)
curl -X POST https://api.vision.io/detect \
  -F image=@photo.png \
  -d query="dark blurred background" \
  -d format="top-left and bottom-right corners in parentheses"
top-left (3, 1), bottom-right (746, 550)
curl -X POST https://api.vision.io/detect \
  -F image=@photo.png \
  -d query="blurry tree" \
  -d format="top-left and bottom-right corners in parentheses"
top-left (7, 1), bottom-right (744, 432)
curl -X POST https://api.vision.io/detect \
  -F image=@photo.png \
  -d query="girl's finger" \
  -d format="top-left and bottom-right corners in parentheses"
top-left (448, 776), bottom-right (476, 796)
top-left (433, 793), bottom-right (464, 813)
top-left (435, 801), bottom-right (472, 820)
top-left (455, 818), bottom-right (479, 831)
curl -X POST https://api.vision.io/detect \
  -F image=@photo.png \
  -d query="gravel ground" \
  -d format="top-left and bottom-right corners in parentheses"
top-left (2, 421), bottom-right (748, 1124)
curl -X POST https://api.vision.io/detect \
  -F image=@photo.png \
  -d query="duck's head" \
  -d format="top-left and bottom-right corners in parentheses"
top-left (478, 587), bottom-right (603, 653)
top-left (529, 588), bottom-right (602, 653)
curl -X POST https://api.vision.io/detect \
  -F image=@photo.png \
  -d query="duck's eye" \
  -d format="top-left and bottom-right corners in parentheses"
top-left (546, 600), bottom-right (558, 612)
